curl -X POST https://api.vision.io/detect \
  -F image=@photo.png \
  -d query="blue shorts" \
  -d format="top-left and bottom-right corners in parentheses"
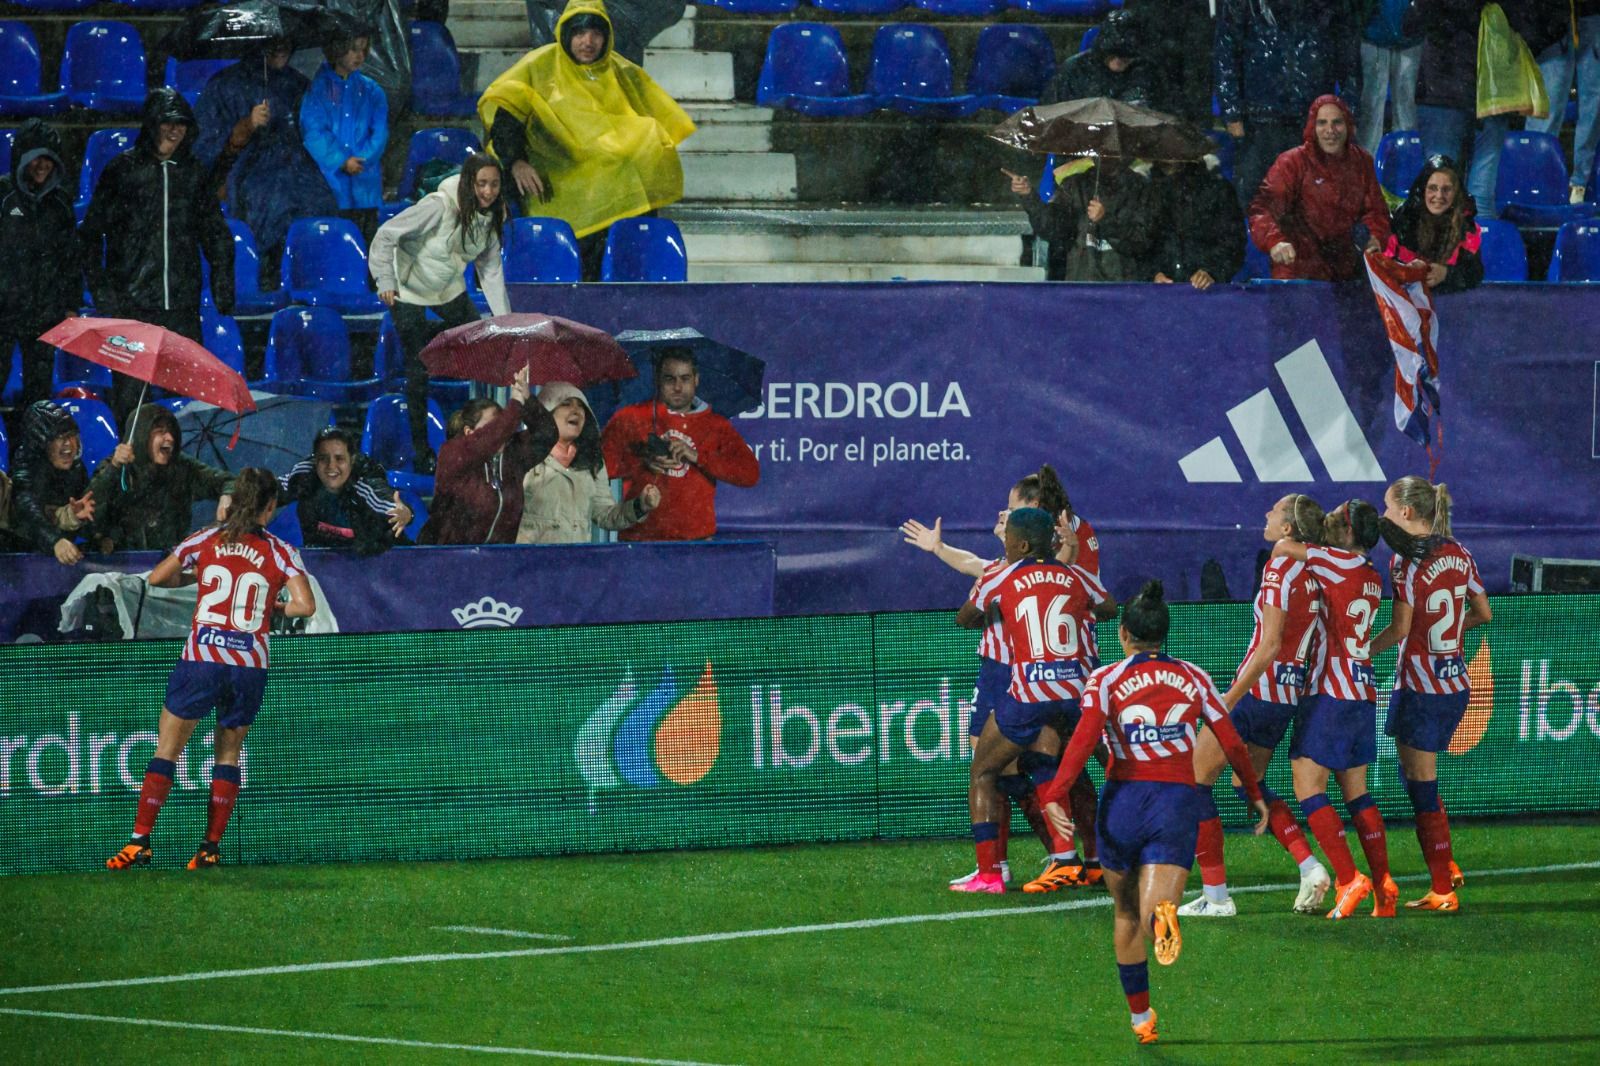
top-left (1230, 693), bottom-right (1298, 750)
top-left (1096, 780), bottom-right (1202, 874)
top-left (1386, 687), bottom-right (1470, 753)
top-left (992, 693), bottom-right (1079, 747)
top-left (1289, 695), bottom-right (1377, 771)
top-left (164, 659), bottom-right (269, 729)
top-left (969, 657), bottom-right (1010, 738)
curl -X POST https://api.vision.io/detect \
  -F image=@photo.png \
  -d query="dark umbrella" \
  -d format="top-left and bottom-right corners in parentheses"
top-left (988, 96), bottom-right (1215, 162)
top-left (177, 391), bottom-right (334, 473)
top-left (419, 313), bottom-right (635, 389)
top-left (605, 328), bottom-right (766, 416)
top-left (160, 0), bottom-right (302, 59)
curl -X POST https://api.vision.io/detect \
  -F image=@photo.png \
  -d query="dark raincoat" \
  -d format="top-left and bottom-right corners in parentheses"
top-left (78, 89), bottom-right (235, 316)
top-left (6, 401), bottom-right (91, 554)
top-left (0, 120), bottom-right (81, 327)
top-left (1023, 162), bottom-right (1157, 281)
top-left (194, 56), bottom-right (338, 253)
top-left (1385, 157), bottom-right (1485, 293)
top-left (1041, 12), bottom-right (1154, 106)
top-left (86, 403), bottom-right (233, 553)
top-left (1248, 95), bottom-right (1392, 280)
top-left (1214, 0), bottom-right (1362, 124)
top-left (1149, 158), bottom-right (1247, 282)
top-left (277, 449), bottom-right (405, 554)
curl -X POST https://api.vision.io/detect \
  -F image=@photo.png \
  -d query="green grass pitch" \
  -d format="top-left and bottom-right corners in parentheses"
top-left (2, 820), bottom-right (1599, 1064)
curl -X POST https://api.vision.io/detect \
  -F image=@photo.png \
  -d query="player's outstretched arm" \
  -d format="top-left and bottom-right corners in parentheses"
top-left (146, 552), bottom-right (184, 589)
top-left (280, 574), bottom-right (316, 619)
top-left (1270, 536), bottom-right (1307, 562)
top-left (901, 517), bottom-right (986, 577)
top-left (1463, 592), bottom-right (1492, 633)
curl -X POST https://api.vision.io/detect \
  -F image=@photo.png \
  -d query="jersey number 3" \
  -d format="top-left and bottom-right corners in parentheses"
top-left (196, 564), bottom-right (271, 631)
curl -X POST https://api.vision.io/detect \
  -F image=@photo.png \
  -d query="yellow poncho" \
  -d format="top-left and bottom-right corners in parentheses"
top-left (477, 0), bottom-right (696, 238)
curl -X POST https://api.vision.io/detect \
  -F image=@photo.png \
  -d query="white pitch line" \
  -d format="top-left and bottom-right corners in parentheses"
top-left (2, 860), bottom-right (1594, 999)
top-left (0, 1007), bottom-right (740, 1065)
top-left (434, 926), bottom-right (575, 941)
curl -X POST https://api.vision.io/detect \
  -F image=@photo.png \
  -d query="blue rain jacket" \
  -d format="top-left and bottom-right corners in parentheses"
top-left (300, 64), bottom-right (389, 210)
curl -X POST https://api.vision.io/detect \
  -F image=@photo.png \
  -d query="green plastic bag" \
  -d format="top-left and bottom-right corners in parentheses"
top-left (1477, 3), bottom-right (1550, 119)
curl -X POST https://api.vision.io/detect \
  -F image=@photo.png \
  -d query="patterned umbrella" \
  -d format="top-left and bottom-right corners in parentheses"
top-left (40, 317), bottom-right (255, 414)
top-left (419, 313), bottom-right (635, 388)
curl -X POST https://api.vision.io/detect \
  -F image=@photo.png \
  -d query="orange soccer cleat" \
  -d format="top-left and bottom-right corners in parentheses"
top-left (1024, 858), bottom-right (1084, 893)
top-left (1404, 889), bottom-right (1459, 912)
top-left (1371, 874), bottom-right (1399, 918)
top-left (105, 841), bottom-right (151, 871)
top-left (1326, 873), bottom-right (1374, 920)
top-left (186, 843), bottom-right (220, 871)
top-left (1449, 861), bottom-right (1465, 889)
top-left (1152, 901), bottom-right (1182, 965)
top-left (1131, 1010), bottom-right (1159, 1045)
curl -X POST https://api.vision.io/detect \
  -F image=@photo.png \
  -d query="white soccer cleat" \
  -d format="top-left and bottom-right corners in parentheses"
top-left (1176, 894), bottom-right (1236, 917)
top-left (948, 861), bottom-right (1010, 887)
top-left (1292, 862), bottom-right (1332, 914)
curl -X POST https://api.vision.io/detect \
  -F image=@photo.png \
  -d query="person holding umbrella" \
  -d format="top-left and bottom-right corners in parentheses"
top-left (87, 403), bottom-right (234, 555)
top-left (369, 152), bottom-right (512, 474)
top-left (515, 382), bottom-right (658, 544)
top-left (1006, 159), bottom-right (1157, 282)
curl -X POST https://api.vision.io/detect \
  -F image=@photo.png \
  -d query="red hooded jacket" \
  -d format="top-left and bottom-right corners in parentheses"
top-left (1248, 95), bottom-right (1392, 282)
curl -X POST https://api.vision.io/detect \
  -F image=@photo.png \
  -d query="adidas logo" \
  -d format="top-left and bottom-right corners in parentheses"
top-left (1179, 340), bottom-right (1386, 484)
top-left (451, 596), bottom-right (523, 628)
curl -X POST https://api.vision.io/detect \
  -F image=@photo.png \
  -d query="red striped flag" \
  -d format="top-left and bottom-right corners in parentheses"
top-left (1364, 250), bottom-right (1441, 474)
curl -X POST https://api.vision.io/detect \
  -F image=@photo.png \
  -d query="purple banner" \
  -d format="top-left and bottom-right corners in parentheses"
top-left (513, 281), bottom-right (1600, 613)
top-left (0, 542), bottom-right (776, 643)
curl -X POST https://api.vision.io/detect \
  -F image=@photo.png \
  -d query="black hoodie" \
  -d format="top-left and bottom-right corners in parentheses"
top-left (278, 449), bottom-right (406, 555)
top-left (7, 401), bottom-right (92, 554)
top-left (85, 402), bottom-right (233, 553)
top-left (0, 119), bottom-right (82, 324)
top-left (78, 88), bottom-right (236, 316)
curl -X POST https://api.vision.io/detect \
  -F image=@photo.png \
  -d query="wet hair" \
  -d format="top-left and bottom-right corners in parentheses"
top-left (1380, 476), bottom-right (1452, 561)
top-left (1282, 493), bottom-right (1325, 545)
top-left (447, 398), bottom-right (500, 439)
top-left (1414, 157), bottom-right (1469, 263)
top-left (1012, 464), bottom-right (1072, 522)
top-left (1344, 499), bottom-right (1381, 553)
top-left (653, 346), bottom-right (698, 374)
top-left (1006, 506), bottom-right (1056, 560)
top-left (313, 426), bottom-right (356, 454)
top-left (1122, 580), bottom-right (1169, 645)
top-left (562, 12), bottom-right (609, 60)
top-left (457, 153), bottom-right (508, 242)
top-left (218, 468), bottom-right (278, 544)
top-left (321, 24), bottom-right (370, 64)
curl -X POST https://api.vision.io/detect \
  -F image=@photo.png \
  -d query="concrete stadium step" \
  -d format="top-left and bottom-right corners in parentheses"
top-left (687, 262), bottom-right (1045, 282)
top-left (681, 152), bottom-right (798, 200)
top-left (451, 1), bottom-right (698, 50)
top-left (681, 105), bottom-right (774, 152)
top-left (643, 49), bottom-right (734, 102)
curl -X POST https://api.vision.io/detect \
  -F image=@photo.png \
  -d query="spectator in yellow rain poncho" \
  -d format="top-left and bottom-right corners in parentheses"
top-left (479, 0), bottom-right (695, 280)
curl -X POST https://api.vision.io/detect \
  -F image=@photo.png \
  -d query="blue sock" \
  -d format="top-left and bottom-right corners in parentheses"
top-left (1299, 793), bottom-right (1332, 819)
top-left (147, 757), bottom-right (176, 780)
top-left (1346, 792), bottom-right (1377, 817)
top-left (1117, 960), bottom-right (1151, 1020)
top-left (971, 821), bottom-right (1000, 843)
top-left (1195, 786), bottom-right (1220, 821)
top-left (1406, 778), bottom-right (1440, 814)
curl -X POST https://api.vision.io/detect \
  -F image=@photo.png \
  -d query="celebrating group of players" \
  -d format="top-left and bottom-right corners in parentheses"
top-left (903, 468), bottom-right (1490, 1046)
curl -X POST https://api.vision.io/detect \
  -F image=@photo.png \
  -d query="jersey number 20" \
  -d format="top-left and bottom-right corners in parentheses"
top-left (196, 564), bottom-right (271, 631)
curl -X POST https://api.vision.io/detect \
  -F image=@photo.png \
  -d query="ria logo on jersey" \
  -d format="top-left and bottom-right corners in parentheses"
top-left (1179, 340), bottom-right (1386, 484)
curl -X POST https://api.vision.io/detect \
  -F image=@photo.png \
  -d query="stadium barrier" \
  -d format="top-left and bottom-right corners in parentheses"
top-left (2, 593), bottom-right (1596, 876)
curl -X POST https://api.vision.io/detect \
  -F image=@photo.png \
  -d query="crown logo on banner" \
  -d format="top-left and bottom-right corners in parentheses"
top-left (451, 597), bottom-right (524, 629)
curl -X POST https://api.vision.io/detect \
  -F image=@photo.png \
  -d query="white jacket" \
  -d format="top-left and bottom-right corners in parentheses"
top-left (514, 382), bottom-right (646, 544)
top-left (368, 175), bottom-right (510, 315)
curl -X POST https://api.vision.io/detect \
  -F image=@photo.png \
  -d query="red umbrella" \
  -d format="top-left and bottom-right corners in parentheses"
top-left (40, 317), bottom-right (256, 415)
top-left (419, 313), bottom-right (636, 389)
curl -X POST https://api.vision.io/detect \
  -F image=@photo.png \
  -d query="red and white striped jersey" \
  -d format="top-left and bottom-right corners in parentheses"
top-left (1044, 652), bottom-right (1258, 799)
top-left (1238, 556), bottom-right (1322, 704)
top-left (1391, 540), bottom-right (1484, 695)
top-left (1069, 513), bottom-right (1101, 579)
top-left (1305, 546), bottom-right (1384, 702)
top-left (175, 526), bottom-right (304, 669)
top-left (972, 558), bottom-right (1108, 702)
top-left (970, 556), bottom-right (1010, 664)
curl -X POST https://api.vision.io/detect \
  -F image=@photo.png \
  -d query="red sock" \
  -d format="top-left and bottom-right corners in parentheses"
top-left (1267, 800), bottom-right (1314, 864)
top-left (1195, 816), bottom-right (1227, 886)
top-left (205, 768), bottom-right (242, 844)
top-left (976, 837), bottom-right (1002, 875)
top-left (1068, 774), bottom-right (1098, 860)
top-left (1349, 804), bottom-right (1390, 882)
top-left (997, 802), bottom-right (1012, 861)
top-left (132, 760), bottom-right (176, 837)
top-left (1304, 805), bottom-right (1358, 884)
top-left (1017, 791), bottom-right (1058, 852)
top-left (1414, 810), bottom-right (1454, 894)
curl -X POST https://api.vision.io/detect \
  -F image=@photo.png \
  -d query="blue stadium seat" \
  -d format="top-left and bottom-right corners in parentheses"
top-left (58, 396), bottom-right (119, 472)
top-left (164, 56), bottom-right (234, 108)
top-left (401, 126), bottom-right (480, 199)
top-left (0, 416), bottom-right (9, 473)
top-left (60, 21), bottom-right (148, 115)
top-left (811, 0), bottom-right (904, 13)
top-left (1205, 128), bottom-right (1235, 181)
top-left (281, 217), bottom-right (383, 313)
top-left (1235, 220), bottom-right (1271, 282)
top-left (866, 26), bottom-right (978, 118)
top-left (756, 24), bottom-right (879, 117)
top-left (1, 347), bottom-right (19, 407)
top-left (0, 22), bottom-right (68, 116)
top-left (1079, 25), bottom-right (1098, 53)
top-left (967, 25), bottom-right (1056, 113)
top-left (1011, 0), bottom-right (1109, 14)
top-left (228, 218), bottom-right (287, 315)
top-left (407, 22), bottom-right (477, 117)
top-left (1546, 219), bottom-right (1600, 282)
top-left (462, 260), bottom-right (490, 314)
top-left (201, 307), bottom-right (246, 375)
top-left (363, 392), bottom-right (445, 494)
top-left (601, 217), bottom-right (688, 281)
top-left (913, 0), bottom-right (1004, 13)
top-left (53, 349), bottom-right (113, 398)
top-left (266, 500), bottom-right (303, 546)
top-left (374, 313), bottom-right (405, 390)
top-left (156, 396), bottom-right (190, 414)
top-left (0, 128), bottom-right (13, 174)
top-left (261, 305), bottom-right (380, 403)
top-left (1476, 218), bottom-right (1527, 282)
top-left (10, 0), bottom-right (95, 12)
top-left (392, 485), bottom-right (428, 541)
top-left (379, 200), bottom-right (410, 224)
top-left (123, 0), bottom-right (208, 10)
top-left (1037, 153), bottom-right (1057, 203)
top-left (502, 216), bottom-right (582, 283)
top-left (1496, 131), bottom-right (1600, 225)
top-left (76, 127), bottom-right (137, 220)
top-left (697, 0), bottom-right (797, 11)
top-left (1375, 130), bottom-right (1423, 197)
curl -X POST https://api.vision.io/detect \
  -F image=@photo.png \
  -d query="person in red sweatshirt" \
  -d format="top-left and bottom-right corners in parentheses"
top-left (600, 349), bottom-right (760, 541)
top-left (1248, 94), bottom-right (1392, 281)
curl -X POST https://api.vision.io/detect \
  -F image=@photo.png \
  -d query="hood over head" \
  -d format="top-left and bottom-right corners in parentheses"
top-left (122, 403), bottom-right (183, 464)
top-left (1302, 93), bottom-right (1356, 154)
top-left (11, 118), bottom-right (68, 201)
top-left (21, 399), bottom-right (79, 455)
top-left (1404, 153), bottom-right (1474, 209)
top-left (557, 0), bottom-right (613, 66)
top-left (1094, 10), bottom-right (1140, 60)
top-left (135, 87), bottom-right (199, 159)
top-left (536, 380), bottom-right (596, 418)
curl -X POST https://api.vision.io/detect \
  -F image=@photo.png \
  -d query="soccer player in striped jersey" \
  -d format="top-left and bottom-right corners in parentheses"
top-left (952, 507), bottom-right (1116, 894)
top-left (1182, 494), bottom-right (1330, 918)
top-left (1038, 581), bottom-right (1267, 1046)
top-left (1370, 476), bottom-right (1490, 912)
top-left (106, 469), bottom-right (315, 872)
top-left (1270, 500), bottom-right (1396, 918)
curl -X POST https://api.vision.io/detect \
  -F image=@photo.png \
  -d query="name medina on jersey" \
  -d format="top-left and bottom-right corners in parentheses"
top-left (211, 541), bottom-right (266, 569)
